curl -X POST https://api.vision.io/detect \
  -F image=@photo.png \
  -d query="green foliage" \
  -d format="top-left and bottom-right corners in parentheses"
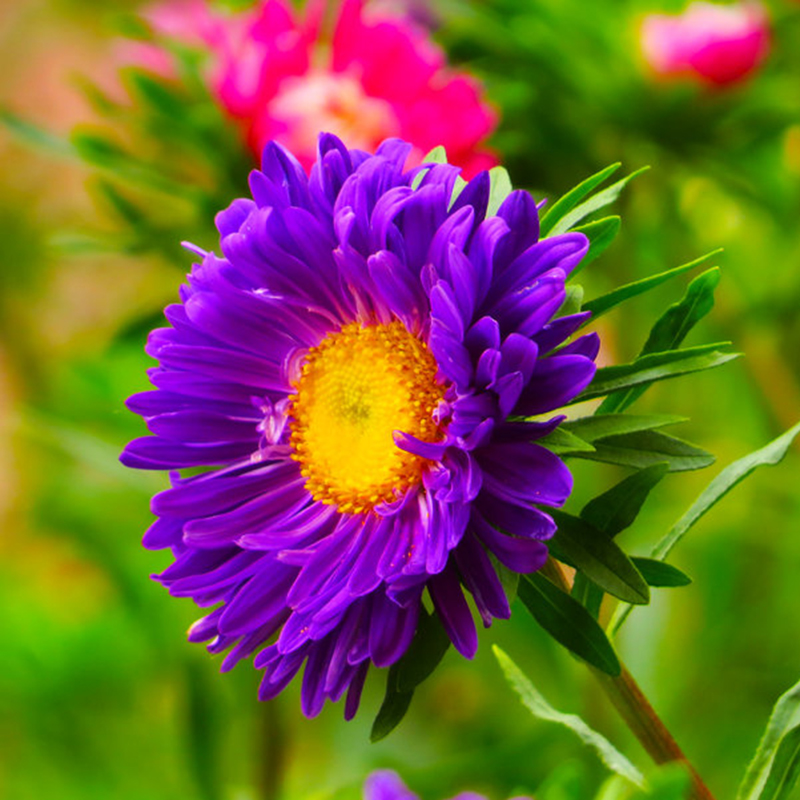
top-left (517, 573), bottom-right (620, 676)
top-left (546, 167), bottom-right (649, 237)
top-left (573, 345), bottom-right (739, 404)
top-left (580, 464), bottom-right (669, 537)
top-left (371, 608), bottom-right (451, 741)
top-left (610, 422), bottom-right (800, 636)
top-left (548, 512), bottom-right (650, 605)
top-left (650, 422), bottom-right (800, 562)
top-left (571, 215), bottom-right (622, 273)
top-left (600, 268), bottom-right (722, 413)
top-left (494, 646), bottom-right (645, 787)
top-left (738, 677), bottom-right (800, 800)
top-left (580, 251), bottom-right (721, 322)
top-left (629, 559), bottom-right (691, 589)
top-left (539, 163), bottom-right (622, 236)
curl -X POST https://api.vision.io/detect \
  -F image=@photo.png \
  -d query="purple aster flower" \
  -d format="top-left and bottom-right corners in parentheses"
top-left (121, 134), bottom-right (598, 718)
top-left (364, 770), bottom-right (532, 800)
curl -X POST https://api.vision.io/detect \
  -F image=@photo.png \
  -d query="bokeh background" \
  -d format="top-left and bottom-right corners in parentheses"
top-left (1, 1), bottom-right (800, 798)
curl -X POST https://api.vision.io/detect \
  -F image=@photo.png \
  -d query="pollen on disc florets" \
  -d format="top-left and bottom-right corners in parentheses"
top-left (288, 321), bottom-right (446, 515)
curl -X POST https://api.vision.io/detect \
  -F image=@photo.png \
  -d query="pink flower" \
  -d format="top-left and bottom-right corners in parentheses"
top-left (640, 2), bottom-right (770, 87)
top-left (137, 0), bottom-right (497, 176)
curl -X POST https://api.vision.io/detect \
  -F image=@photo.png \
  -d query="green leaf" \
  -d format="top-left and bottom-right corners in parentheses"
top-left (758, 728), bottom-right (800, 800)
top-left (493, 646), bottom-right (645, 787)
top-left (630, 558), bottom-right (692, 588)
top-left (547, 167), bottom-right (649, 236)
top-left (539, 163), bottom-right (621, 236)
top-left (370, 681), bottom-right (414, 743)
top-left (412, 146), bottom-right (448, 190)
top-left (571, 215), bottom-right (621, 275)
top-left (572, 344), bottom-right (739, 404)
top-left (581, 464), bottom-right (669, 537)
top-left (570, 430), bottom-right (714, 473)
top-left (125, 69), bottom-right (186, 117)
top-left (571, 572), bottom-right (604, 619)
top-left (517, 573), bottom-right (621, 675)
top-left (642, 267), bottom-right (721, 355)
top-left (548, 512), bottom-right (650, 605)
top-left (738, 676), bottom-right (800, 800)
top-left (610, 423), bottom-right (800, 636)
top-left (557, 283), bottom-right (585, 319)
top-left (652, 421), bottom-right (800, 561)
top-left (582, 251), bottom-right (721, 322)
top-left (487, 166), bottom-right (513, 217)
top-left (491, 554), bottom-right (521, 604)
top-left (600, 268), bottom-right (721, 413)
top-left (421, 145), bottom-right (447, 164)
top-left (537, 427), bottom-right (596, 456)
top-left (371, 608), bottom-right (452, 741)
top-left (562, 414), bottom-right (688, 443)
top-left (96, 180), bottom-right (147, 227)
top-left (0, 109), bottom-right (76, 158)
top-left (394, 608), bottom-right (451, 693)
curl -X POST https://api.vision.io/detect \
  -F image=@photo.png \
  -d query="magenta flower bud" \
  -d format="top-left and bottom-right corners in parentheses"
top-left (640, 2), bottom-right (770, 87)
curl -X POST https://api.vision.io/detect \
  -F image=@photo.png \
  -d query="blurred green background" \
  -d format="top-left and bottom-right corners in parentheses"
top-left (1, 1), bottom-right (800, 798)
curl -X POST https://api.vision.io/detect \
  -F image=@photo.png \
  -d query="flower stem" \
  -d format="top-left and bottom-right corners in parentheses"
top-left (545, 558), bottom-right (716, 800)
top-left (591, 665), bottom-right (717, 800)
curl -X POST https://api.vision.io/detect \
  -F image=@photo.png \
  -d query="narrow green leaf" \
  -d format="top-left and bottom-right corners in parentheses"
top-left (738, 676), bottom-right (800, 800)
top-left (0, 109), bottom-right (76, 158)
top-left (653, 421), bottom-right (800, 561)
top-left (487, 166), bottom-right (513, 217)
top-left (539, 162), bottom-right (621, 236)
top-left (491, 554), bottom-right (521, 604)
top-left (96, 180), bottom-right (147, 227)
top-left (610, 423), bottom-right (800, 637)
top-left (412, 146), bottom-right (448, 189)
top-left (571, 215), bottom-right (621, 274)
top-left (421, 145), bottom-right (447, 164)
top-left (642, 267), bottom-right (721, 355)
top-left (126, 69), bottom-right (186, 117)
top-left (571, 572), bottom-right (604, 619)
top-left (572, 344), bottom-right (739, 404)
top-left (571, 430), bottom-right (714, 473)
top-left (582, 251), bottom-right (721, 322)
top-left (549, 512), bottom-right (650, 605)
top-left (557, 283), bottom-right (585, 319)
top-left (537, 427), bottom-right (596, 456)
top-left (581, 464), bottom-right (669, 537)
top-left (562, 414), bottom-right (688, 443)
top-left (517, 573), bottom-right (621, 675)
top-left (493, 646), bottom-right (645, 786)
top-left (71, 131), bottom-right (128, 165)
top-left (600, 268), bottom-right (721, 413)
top-left (548, 167), bottom-right (649, 236)
top-left (758, 727), bottom-right (800, 800)
top-left (630, 558), bottom-right (692, 588)
top-left (370, 681), bottom-right (414, 743)
top-left (395, 608), bottom-right (451, 693)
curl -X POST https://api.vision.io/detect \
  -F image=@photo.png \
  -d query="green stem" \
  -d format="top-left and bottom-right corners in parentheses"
top-left (545, 558), bottom-right (716, 800)
top-left (592, 665), bottom-right (716, 800)
top-left (258, 697), bottom-right (285, 800)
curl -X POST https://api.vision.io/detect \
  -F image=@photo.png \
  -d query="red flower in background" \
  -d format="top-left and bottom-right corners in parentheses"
top-left (640, 2), bottom-right (770, 87)
top-left (136, 0), bottom-right (497, 176)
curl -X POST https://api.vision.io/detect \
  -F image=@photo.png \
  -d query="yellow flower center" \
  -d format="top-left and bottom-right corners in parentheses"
top-left (289, 321), bottom-right (446, 515)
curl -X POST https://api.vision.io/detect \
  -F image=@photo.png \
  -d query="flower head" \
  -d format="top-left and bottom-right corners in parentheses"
top-left (136, 0), bottom-right (496, 176)
top-left (121, 135), bottom-right (598, 718)
top-left (365, 771), bottom-right (532, 800)
top-left (640, 2), bottom-right (770, 87)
